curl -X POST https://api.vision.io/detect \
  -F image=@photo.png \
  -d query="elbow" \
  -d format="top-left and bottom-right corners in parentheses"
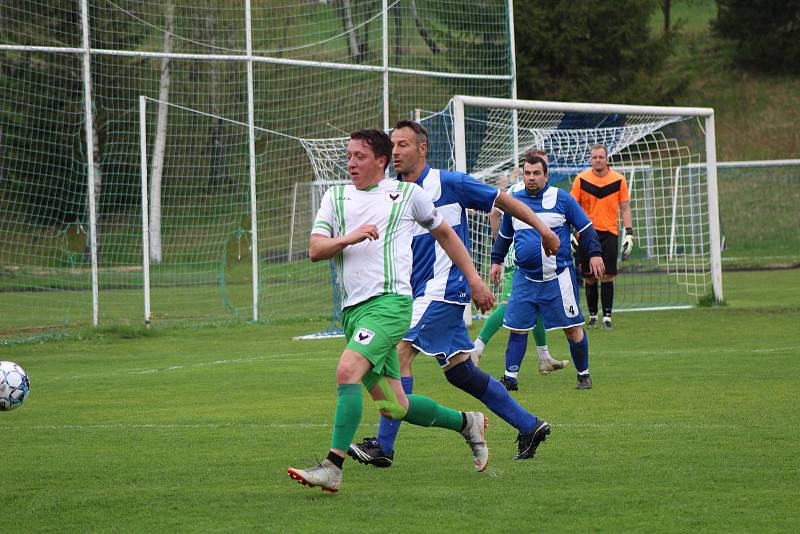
top-left (308, 247), bottom-right (323, 262)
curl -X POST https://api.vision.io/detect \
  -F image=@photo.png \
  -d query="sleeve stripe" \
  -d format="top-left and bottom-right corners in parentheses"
top-left (577, 221), bottom-right (594, 233)
top-left (312, 220), bottom-right (333, 233)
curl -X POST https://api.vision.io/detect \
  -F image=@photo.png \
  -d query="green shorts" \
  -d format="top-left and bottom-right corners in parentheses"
top-left (501, 266), bottom-right (516, 303)
top-left (341, 293), bottom-right (412, 391)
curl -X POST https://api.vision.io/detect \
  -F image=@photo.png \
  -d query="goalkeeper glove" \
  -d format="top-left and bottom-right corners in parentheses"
top-left (570, 233), bottom-right (579, 255)
top-left (621, 227), bottom-right (634, 259)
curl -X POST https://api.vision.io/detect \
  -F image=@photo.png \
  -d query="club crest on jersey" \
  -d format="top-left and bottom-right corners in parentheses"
top-left (354, 328), bottom-right (375, 345)
top-left (386, 190), bottom-right (404, 203)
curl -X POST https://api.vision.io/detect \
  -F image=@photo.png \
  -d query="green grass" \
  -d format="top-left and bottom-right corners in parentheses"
top-left (2, 269), bottom-right (799, 532)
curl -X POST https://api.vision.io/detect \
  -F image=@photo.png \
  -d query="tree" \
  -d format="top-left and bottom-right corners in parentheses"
top-left (515, 0), bottom-right (684, 104)
top-left (714, 0), bottom-right (800, 74)
top-left (149, 3), bottom-right (175, 264)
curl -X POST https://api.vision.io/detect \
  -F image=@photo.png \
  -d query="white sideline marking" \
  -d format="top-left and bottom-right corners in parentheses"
top-left (44, 345), bottom-right (799, 381)
top-left (47, 350), bottom-right (334, 380)
top-left (611, 345), bottom-right (800, 357)
top-left (20, 421), bottom-right (734, 432)
top-left (23, 422), bottom-right (331, 431)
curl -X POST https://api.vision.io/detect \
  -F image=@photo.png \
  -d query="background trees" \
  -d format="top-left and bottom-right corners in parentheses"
top-left (714, 0), bottom-right (800, 75)
top-left (514, 0), bottom-right (685, 104)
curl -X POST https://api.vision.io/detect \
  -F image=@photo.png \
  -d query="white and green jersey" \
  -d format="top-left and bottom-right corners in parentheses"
top-left (312, 179), bottom-right (443, 309)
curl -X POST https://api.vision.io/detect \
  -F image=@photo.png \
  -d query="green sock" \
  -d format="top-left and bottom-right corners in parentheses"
top-left (403, 394), bottom-right (463, 431)
top-left (330, 384), bottom-right (362, 452)
top-left (532, 316), bottom-right (547, 347)
top-left (478, 303), bottom-right (507, 343)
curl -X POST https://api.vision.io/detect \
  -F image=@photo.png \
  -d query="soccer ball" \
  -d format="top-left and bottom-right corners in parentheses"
top-left (0, 361), bottom-right (30, 411)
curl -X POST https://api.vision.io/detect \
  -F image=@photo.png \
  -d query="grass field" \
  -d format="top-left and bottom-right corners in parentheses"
top-left (2, 269), bottom-right (799, 532)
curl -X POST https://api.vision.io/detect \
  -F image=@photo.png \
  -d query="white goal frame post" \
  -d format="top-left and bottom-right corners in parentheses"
top-left (451, 95), bottom-right (724, 305)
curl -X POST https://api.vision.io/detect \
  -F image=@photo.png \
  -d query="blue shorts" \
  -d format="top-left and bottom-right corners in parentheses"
top-left (404, 297), bottom-right (474, 367)
top-left (503, 268), bottom-right (585, 331)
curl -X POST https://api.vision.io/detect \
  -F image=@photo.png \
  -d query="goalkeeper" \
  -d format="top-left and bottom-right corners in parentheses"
top-left (570, 144), bottom-right (633, 331)
top-left (473, 151), bottom-right (569, 385)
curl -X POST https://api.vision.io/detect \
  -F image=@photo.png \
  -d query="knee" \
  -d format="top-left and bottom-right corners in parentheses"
top-left (336, 364), bottom-right (359, 384)
top-left (565, 326), bottom-right (584, 343)
top-left (444, 358), bottom-right (490, 397)
top-left (377, 399), bottom-right (407, 420)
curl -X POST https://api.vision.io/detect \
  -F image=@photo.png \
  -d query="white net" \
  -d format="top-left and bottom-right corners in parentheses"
top-left (301, 99), bottom-right (718, 317)
top-left (457, 101), bottom-right (716, 310)
top-left (0, 1), bottom-right (514, 339)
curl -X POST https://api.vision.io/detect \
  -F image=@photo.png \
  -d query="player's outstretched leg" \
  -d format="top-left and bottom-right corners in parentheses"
top-left (444, 356), bottom-right (549, 460)
top-left (402, 393), bottom-right (489, 472)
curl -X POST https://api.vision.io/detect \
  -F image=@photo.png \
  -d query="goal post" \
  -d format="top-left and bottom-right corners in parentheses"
top-left (451, 95), bottom-right (723, 307)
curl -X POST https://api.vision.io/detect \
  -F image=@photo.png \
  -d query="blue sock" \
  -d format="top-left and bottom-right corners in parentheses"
top-left (445, 358), bottom-right (537, 434)
top-left (480, 377), bottom-right (538, 434)
top-left (569, 332), bottom-right (590, 373)
top-left (444, 358), bottom-right (490, 397)
top-left (377, 375), bottom-right (413, 455)
top-left (505, 332), bottom-right (529, 375)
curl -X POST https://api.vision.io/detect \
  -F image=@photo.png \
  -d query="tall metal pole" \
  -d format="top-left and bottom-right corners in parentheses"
top-left (245, 0), bottom-right (260, 321)
top-left (704, 113), bottom-right (724, 303)
top-left (508, 0), bottom-right (520, 166)
top-left (382, 0), bottom-right (390, 130)
top-left (80, 0), bottom-right (99, 326)
top-left (139, 96), bottom-right (152, 325)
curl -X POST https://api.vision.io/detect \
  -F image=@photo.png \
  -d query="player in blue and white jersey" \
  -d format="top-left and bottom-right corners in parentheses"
top-left (348, 121), bottom-right (559, 467)
top-left (490, 154), bottom-right (604, 391)
top-left (474, 151), bottom-right (570, 382)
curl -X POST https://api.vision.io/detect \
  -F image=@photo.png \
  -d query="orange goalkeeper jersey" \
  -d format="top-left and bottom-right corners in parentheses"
top-left (570, 168), bottom-right (630, 235)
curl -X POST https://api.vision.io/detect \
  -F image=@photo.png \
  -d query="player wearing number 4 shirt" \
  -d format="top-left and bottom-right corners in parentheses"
top-left (491, 154), bottom-right (605, 390)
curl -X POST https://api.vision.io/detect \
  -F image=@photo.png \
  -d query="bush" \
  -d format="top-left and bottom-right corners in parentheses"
top-left (714, 0), bottom-right (800, 74)
top-left (515, 0), bottom-right (685, 104)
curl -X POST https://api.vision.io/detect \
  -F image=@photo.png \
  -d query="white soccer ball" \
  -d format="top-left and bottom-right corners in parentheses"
top-left (0, 361), bottom-right (30, 411)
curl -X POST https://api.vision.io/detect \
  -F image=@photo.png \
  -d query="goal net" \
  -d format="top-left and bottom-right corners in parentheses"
top-left (451, 95), bottom-right (723, 311)
top-left (301, 97), bottom-right (724, 326)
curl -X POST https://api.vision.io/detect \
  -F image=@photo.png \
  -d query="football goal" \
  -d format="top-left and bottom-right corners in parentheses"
top-left (451, 95), bottom-right (723, 310)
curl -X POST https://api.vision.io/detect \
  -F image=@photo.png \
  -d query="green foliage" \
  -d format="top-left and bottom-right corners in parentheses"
top-left (2, 269), bottom-right (799, 531)
top-left (695, 290), bottom-right (724, 307)
top-left (515, 0), bottom-right (687, 104)
top-left (714, 0), bottom-right (800, 74)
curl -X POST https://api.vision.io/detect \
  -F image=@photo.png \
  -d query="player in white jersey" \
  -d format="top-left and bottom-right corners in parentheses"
top-left (288, 129), bottom-right (496, 493)
top-left (348, 122), bottom-right (556, 468)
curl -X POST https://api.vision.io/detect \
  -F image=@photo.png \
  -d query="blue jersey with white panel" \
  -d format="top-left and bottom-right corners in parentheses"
top-left (497, 184), bottom-right (598, 282)
top-left (401, 165), bottom-right (499, 304)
